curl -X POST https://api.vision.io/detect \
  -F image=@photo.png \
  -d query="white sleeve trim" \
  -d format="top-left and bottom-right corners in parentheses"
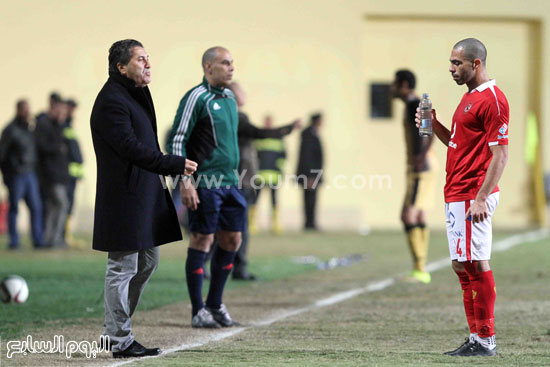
top-left (488, 86), bottom-right (501, 116)
top-left (488, 141), bottom-right (499, 146)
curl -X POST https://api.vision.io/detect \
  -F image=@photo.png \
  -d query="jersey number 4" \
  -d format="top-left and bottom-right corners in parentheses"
top-left (456, 238), bottom-right (463, 257)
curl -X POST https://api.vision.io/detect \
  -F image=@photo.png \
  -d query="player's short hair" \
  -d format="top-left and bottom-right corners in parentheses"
top-left (453, 38), bottom-right (487, 66)
top-left (108, 39), bottom-right (143, 76)
top-left (395, 70), bottom-right (416, 89)
top-left (202, 46), bottom-right (224, 69)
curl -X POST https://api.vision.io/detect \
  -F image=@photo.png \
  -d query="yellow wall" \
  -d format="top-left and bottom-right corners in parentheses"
top-left (1, 0), bottom-right (548, 232)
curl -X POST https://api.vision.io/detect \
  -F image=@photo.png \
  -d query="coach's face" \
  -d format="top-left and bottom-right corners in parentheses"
top-left (449, 47), bottom-right (474, 86)
top-left (119, 47), bottom-right (151, 87)
top-left (206, 48), bottom-right (234, 88)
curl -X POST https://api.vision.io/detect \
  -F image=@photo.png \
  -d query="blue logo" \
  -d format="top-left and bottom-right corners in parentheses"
top-left (499, 124), bottom-right (508, 135)
top-left (449, 212), bottom-right (455, 228)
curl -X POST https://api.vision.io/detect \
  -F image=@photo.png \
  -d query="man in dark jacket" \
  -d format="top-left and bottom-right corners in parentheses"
top-left (296, 113), bottom-right (324, 230)
top-left (0, 99), bottom-right (44, 249)
top-left (35, 100), bottom-right (70, 248)
top-left (90, 39), bottom-right (197, 358)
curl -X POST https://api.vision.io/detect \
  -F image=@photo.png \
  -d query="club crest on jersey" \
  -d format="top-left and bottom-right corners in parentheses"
top-left (464, 103), bottom-right (473, 112)
top-left (499, 123), bottom-right (508, 135)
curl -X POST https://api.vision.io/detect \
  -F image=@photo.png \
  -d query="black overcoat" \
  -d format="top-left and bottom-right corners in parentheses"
top-left (90, 73), bottom-right (187, 252)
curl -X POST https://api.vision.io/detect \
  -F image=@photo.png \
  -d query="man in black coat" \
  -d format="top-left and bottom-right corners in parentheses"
top-left (90, 39), bottom-right (197, 358)
top-left (35, 100), bottom-right (70, 248)
top-left (296, 113), bottom-right (324, 230)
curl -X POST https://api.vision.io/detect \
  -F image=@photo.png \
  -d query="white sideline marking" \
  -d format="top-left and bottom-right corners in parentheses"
top-left (109, 229), bottom-right (549, 367)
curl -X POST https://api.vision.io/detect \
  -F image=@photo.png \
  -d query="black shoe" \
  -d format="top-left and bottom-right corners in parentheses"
top-left (232, 272), bottom-right (257, 281)
top-left (454, 341), bottom-right (497, 357)
top-left (206, 304), bottom-right (240, 327)
top-left (444, 338), bottom-right (474, 356)
top-left (112, 340), bottom-right (161, 359)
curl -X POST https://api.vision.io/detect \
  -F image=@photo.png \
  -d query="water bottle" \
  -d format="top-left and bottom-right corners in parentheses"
top-left (419, 93), bottom-right (432, 136)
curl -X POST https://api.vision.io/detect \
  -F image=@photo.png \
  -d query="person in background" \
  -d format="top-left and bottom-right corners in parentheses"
top-left (0, 99), bottom-right (44, 250)
top-left (296, 112), bottom-right (324, 231)
top-left (35, 99), bottom-right (70, 248)
top-left (391, 69), bottom-right (435, 284)
top-left (252, 114), bottom-right (287, 235)
top-left (63, 98), bottom-right (84, 246)
top-left (36, 92), bottom-right (62, 123)
top-left (227, 82), bottom-right (298, 280)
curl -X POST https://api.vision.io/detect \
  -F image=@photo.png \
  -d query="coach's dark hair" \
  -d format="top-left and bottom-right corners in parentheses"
top-left (108, 39), bottom-right (143, 76)
top-left (395, 70), bottom-right (416, 89)
top-left (453, 38), bottom-right (487, 66)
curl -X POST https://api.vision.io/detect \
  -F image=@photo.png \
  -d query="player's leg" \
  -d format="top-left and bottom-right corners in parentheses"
top-left (444, 201), bottom-right (477, 355)
top-left (461, 260), bottom-right (496, 356)
top-left (205, 187), bottom-right (246, 327)
top-left (402, 205), bottom-right (427, 277)
top-left (402, 173), bottom-right (430, 283)
top-left (206, 230), bottom-right (241, 327)
top-left (270, 187), bottom-right (282, 234)
top-left (188, 232), bottom-right (219, 328)
top-left (186, 188), bottom-right (221, 328)
top-left (457, 192), bottom-right (499, 356)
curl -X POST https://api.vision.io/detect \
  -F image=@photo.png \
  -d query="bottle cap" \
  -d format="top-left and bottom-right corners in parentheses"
top-left (422, 93), bottom-right (428, 99)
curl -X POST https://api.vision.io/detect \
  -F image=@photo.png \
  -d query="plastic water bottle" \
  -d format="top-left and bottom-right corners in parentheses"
top-left (419, 93), bottom-right (432, 136)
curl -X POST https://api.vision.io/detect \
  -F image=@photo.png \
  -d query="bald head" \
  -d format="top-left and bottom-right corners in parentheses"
top-left (202, 46), bottom-right (234, 88)
top-left (202, 46), bottom-right (227, 69)
top-left (453, 38), bottom-right (487, 66)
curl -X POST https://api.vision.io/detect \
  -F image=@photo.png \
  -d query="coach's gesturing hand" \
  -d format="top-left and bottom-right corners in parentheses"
top-left (180, 179), bottom-right (200, 211)
top-left (184, 159), bottom-right (198, 176)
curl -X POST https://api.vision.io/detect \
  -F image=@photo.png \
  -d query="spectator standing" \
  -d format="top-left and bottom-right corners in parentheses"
top-left (35, 100), bottom-right (70, 248)
top-left (296, 113), bottom-right (324, 230)
top-left (0, 99), bottom-right (44, 249)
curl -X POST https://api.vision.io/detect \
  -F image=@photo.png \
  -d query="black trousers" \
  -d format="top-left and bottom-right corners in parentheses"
top-left (303, 188), bottom-right (318, 229)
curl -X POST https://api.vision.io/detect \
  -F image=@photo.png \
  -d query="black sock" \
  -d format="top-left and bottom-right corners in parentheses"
top-left (206, 247), bottom-right (236, 309)
top-left (186, 248), bottom-right (207, 316)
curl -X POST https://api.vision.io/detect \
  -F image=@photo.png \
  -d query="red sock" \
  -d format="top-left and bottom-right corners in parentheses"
top-left (455, 271), bottom-right (476, 334)
top-left (473, 270), bottom-right (496, 337)
top-left (464, 262), bottom-right (496, 338)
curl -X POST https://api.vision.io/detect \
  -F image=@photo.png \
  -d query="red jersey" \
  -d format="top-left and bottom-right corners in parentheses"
top-left (444, 80), bottom-right (509, 202)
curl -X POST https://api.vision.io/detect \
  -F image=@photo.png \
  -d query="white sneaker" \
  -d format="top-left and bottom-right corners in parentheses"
top-left (192, 308), bottom-right (221, 328)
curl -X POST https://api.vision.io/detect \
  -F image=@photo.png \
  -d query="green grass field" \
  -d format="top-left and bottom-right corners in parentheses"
top-left (1, 229), bottom-right (549, 366)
